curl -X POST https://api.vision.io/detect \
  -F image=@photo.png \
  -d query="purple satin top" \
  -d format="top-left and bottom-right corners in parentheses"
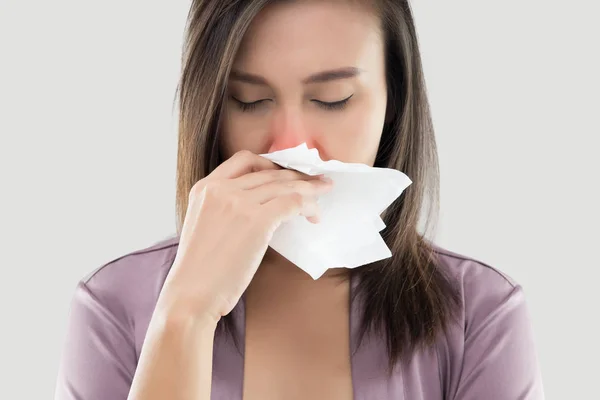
top-left (54, 235), bottom-right (545, 399)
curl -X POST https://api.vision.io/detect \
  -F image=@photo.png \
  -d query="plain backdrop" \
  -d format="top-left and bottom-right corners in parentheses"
top-left (1, 1), bottom-right (598, 398)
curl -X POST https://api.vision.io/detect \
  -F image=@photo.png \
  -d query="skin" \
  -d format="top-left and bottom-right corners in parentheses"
top-left (220, 0), bottom-right (389, 287)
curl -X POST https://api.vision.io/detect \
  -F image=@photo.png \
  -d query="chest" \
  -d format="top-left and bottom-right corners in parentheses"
top-left (241, 286), bottom-right (354, 400)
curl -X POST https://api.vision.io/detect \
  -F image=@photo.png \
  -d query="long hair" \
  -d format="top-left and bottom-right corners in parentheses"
top-left (173, 0), bottom-right (462, 375)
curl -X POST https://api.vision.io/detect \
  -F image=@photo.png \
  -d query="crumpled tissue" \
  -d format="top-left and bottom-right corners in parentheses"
top-left (259, 143), bottom-right (412, 279)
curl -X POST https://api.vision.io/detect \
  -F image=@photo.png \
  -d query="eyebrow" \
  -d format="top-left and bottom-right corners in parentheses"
top-left (229, 67), bottom-right (362, 86)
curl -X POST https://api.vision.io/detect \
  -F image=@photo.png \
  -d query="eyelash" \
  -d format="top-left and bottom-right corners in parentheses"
top-left (315, 95), bottom-right (353, 111)
top-left (232, 98), bottom-right (263, 112)
top-left (231, 94), bottom-right (353, 112)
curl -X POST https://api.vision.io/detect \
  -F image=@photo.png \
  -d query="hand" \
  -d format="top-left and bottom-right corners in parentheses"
top-left (158, 149), bottom-right (333, 325)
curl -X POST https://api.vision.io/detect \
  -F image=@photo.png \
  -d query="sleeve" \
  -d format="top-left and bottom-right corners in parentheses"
top-left (54, 280), bottom-right (137, 400)
top-left (453, 284), bottom-right (545, 400)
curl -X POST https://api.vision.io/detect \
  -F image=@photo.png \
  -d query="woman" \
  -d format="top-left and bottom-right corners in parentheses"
top-left (54, 0), bottom-right (544, 399)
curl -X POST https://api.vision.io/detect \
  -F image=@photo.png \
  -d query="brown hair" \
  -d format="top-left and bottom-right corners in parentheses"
top-left (173, 0), bottom-right (462, 375)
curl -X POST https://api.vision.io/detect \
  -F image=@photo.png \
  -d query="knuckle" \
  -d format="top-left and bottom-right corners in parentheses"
top-left (188, 181), bottom-right (206, 200)
top-left (197, 180), bottom-right (228, 205)
top-left (234, 149), bottom-right (254, 162)
top-left (264, 169), bottom-right (282, 180)
top-left (225, 193), bottom-right (244, 210)
top-left (202, 180), bottom-right (223, 196)
top-left (288, 191), bottom-right (304, 207)
top-left (223, 192), bottom-right (254, 219)
top-left (294, 180), bottom-right (313, 192)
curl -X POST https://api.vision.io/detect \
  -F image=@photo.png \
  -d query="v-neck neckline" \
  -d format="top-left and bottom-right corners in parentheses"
top-left (211, 270), bottom-right (404, 399)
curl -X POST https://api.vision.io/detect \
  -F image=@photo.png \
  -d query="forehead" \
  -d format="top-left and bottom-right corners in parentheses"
top-left (233, 1), bottom-right (384, 76)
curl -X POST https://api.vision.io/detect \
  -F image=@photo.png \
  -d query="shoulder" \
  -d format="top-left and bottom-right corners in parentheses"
top-left (81, 233), bottom-right (180, 286)
top-left (55, 235), bottom-right (182, 398)
top-left (76, 234), bottom-right (180, 329)
top-left (429, 242), bottom-right (527, 337)
top-left (430, 243), bottom-right (521, 312)
top-left (427, 243), bottom-right (538, 396)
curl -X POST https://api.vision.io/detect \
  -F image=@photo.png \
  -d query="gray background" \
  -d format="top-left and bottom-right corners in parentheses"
top-left (1, 1), bottom-right (598, 398)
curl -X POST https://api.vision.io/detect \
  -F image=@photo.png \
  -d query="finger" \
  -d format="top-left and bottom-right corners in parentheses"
top-left (209, 149), bottom-right (282, 180)
top-left (258, 192), bottom-right (321, 231)
top-left (233, 168), bottom-right (325, 190)
top-left (306, 213), bottom-right (321, 224)
top-left (247, 179), bottom-right (332, 205)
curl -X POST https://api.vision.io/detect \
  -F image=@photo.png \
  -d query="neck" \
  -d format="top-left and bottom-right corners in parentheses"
top-left (245, 247), bottom-right (350, 301)
top-left (263, 246), bottom-right (348, 279)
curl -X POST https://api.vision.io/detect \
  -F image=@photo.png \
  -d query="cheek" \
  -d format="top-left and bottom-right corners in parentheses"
top-left (219, 108), bottom-right (271, 158)
top-left (320, 97), bottom-right (386, 165)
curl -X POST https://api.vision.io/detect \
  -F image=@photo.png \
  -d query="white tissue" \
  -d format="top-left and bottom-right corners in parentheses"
top-left (259, 143), bottom-right (412, 280)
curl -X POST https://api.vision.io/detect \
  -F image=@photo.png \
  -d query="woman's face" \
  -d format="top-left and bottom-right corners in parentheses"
top-left (220, 0), bottom-right (388, 165)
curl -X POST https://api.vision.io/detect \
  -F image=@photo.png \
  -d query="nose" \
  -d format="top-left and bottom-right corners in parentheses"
top-left (267, 106), bottom-right (317, 153)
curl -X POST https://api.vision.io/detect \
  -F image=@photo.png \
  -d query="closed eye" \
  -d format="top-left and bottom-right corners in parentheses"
top-left (231, 97), bottom-right (269, 112)
top-left (312, 94), bottom-right (353, 111)
top-left (230, 94), bottom-right (354, 112)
